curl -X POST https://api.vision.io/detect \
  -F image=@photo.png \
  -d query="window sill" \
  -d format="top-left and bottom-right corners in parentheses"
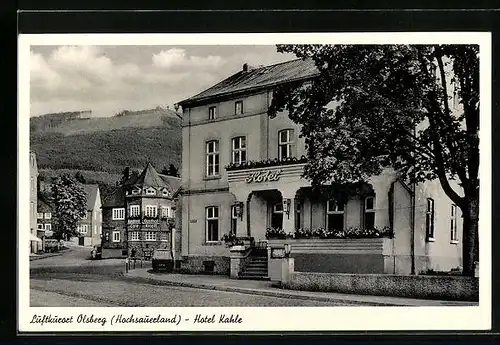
top-left (450, 240), bottom-right (459, 245)
top-left (203, 242), bottom-right (222, 246)
top-left (426, 237), bottom-right (435, 243)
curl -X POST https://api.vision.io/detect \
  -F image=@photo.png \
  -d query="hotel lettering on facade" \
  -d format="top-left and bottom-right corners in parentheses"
top-left (177, 59), bottom-right (463, 276)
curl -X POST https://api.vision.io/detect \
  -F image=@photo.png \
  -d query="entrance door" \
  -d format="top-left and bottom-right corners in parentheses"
top-left (270, 202), bottom-right (283, 229)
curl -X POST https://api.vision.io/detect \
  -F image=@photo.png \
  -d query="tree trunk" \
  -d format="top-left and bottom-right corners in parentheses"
top-left (461, 195), bottom-right (479, 276)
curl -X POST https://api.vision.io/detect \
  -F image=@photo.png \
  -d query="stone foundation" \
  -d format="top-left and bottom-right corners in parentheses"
top-left (179, 256), bottom-right (230, 275)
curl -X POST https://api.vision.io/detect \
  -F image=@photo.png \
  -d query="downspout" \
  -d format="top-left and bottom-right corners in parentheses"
top-left (410, 125), bottom-right (417, 275)
top-left (187, 107), bottom-right (191, 256)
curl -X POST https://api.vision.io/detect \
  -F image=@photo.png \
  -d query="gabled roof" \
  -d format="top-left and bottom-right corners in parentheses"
top-left (82, 184), bottom-right (100, 211)
top-left (178, 58), bottom-right (319, 106)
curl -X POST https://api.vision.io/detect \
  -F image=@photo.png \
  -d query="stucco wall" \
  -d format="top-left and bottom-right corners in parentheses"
top-left (181, 192), bottom-right (233, 257)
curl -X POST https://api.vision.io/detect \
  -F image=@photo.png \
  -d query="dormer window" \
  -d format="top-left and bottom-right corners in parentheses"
top-left (162, 188), bottom-right (170, 197)
top-left (145, 187), bottom-right (156, 196)
top-left (131, 189), bottom-right (140, 195)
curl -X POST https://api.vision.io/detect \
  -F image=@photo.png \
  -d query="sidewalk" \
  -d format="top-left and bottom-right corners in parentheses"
top-left (124, 268), bottom-right (478, 307)
top-left (29, 250), bottom-right (68, 261)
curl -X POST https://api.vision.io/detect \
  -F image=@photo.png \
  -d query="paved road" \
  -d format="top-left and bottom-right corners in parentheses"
top-left (30, 246), bottom-right (346, 307)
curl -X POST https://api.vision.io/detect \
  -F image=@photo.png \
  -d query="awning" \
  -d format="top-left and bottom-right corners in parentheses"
top-left (30, 233), bottom-right (42, 242)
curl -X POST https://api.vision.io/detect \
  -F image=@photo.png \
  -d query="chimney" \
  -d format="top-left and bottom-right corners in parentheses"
top-left (242, 63), bottom-right (248, 72)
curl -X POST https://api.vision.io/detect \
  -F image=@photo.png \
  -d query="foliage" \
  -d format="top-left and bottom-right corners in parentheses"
top-left (51, 174), bottom-right (87, 240)
top-left (221, 232), bottom-right (245, 247)
top-left (74, 171), bottom-right (86, 184)
top-left (30, 125), bottom-right (181, 175)
top-left (161, 163), bottom-right (180, 177)
top-left (269, 44), bottom-right (479, 275)
top-left (265, 226), bottom-right (393, 240)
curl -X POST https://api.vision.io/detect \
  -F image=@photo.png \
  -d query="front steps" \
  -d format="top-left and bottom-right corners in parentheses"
top-left (238, 256), bottom-right (269, 280)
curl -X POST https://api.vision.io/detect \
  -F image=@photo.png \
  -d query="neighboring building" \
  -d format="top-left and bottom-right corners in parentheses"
top-left (37, 197), bottom-right (54, 239)
top-left (76, 184), bottom-right (103, 247)
top-left (101, 163), bottom-right (182, 258)
top-left (30, 151), bottom-right (41, 253)
top-left (176, 59), bottom-right (463, 276)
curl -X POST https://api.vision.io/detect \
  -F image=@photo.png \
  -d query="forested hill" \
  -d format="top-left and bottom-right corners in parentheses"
top-left (30, 107), bottom-right (182, 175)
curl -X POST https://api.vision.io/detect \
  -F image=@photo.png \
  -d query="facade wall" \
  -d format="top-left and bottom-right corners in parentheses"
top-left (102, 207), bottom-right (126, 249)
top-left (180, 82), bottom-right (464, 275)
top-left (30, 152), bottom-right (39, 253)
top-left (414, 179), bottom-right (464, 272)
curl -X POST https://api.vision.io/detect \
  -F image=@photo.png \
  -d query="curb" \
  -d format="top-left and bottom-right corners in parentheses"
top-left (30, 252), bottom-right (64, 261)
top-left (122, 273), bottom-right (402, 306)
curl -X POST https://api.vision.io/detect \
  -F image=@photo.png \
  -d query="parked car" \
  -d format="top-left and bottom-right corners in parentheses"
top-left (90, 246), bottom-right (102, 260)
top-left (151, 249), bottom-right (174, 272)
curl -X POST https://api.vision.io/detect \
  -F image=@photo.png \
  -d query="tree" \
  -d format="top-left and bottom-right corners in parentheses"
top-left (161, 164), bottom-right (179, 177)
top-left (120, 167), bottom-right (130, 185)
top-left (74, 171), bottom-right (86, 184)
top-left (51, 173), bottom-right (87, 241)
top-left (268, 44), bottom-right (479, 276)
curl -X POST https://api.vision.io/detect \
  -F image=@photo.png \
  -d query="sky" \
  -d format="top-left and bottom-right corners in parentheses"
top-left (30, 45), bottom-right (297, 118)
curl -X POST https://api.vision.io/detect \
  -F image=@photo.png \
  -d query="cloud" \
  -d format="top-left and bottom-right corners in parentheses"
top-left (152, 48), bottom-right (224, 70)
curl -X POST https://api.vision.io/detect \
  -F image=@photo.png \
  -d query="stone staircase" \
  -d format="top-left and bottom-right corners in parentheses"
top-left (238, 252), bottom-right (269, 280)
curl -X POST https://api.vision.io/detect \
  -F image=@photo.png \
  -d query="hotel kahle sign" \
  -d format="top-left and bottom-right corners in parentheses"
top-left (246, 169), bottom-right (282, 183)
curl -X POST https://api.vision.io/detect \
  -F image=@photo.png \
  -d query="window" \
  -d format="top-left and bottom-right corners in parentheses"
top-left (31, 177), bottom-right (34, 192)
top-left (231, 205), bottom-right (238, 234)
top-left (271, 202), bottom-right (283, 229)
top-left (208, 106), bottom-right (217, 120)
top-left (295, 201), bottom-right (302, 230)
top-left (129, 231), bottom-right (140, 241)
top-left (278, 129), bottom-right (294, 160)
top-left (94, 225), bottom-right (97, 234)
top-left (327, 200), bottom-right (345, 230)
top-left (426, 198), bottom-right (435, 240)
top-left (129, 205), bottom-right (140, 217)
top-left (99, 225), bottom-right (102, 234)
top-left (161, 206), bottom-right (170, 218)
top-left (112, 231), bottom-right (120, 242)
top-left (37, 213), bottom-right (44, 219)
top-left (145, 205), bottom-right (158, 218)
top-left (144, 231), bottom-right (156, 241)
top-left (450, 204), bottom-right (458, 242)
top-left (235, 100), bottom-right (243, 115)
top-left (37, 224), bottom-right (44, 230)
top-left (44, 212), bottom-right (51, 219)
top-left (131, 189), bottom-right (140, 195)
top-left (78, 224), bottom-right (88, 234)
top-left (231, 136), bottom-right (247, 164)
top-left (112, 208), bottom-right (125, 220)
top-left (206, 140), bottom-right (220, 177)
top-left (364, 197), bottom-right (375, 230)
top-left (44, 223), bottom-right (52, 231)
top-left (162, 188), bottom-right (170, 197)
top-left (206, 206), bottom-right (219, 242)
top-left (145, 187), bottom-right (156, 196)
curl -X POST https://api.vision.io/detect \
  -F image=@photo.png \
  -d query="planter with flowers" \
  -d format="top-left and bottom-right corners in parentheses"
top-left (266, 226), bottom-right (395, 259)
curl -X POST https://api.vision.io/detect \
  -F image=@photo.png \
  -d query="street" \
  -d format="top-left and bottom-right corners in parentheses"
top-left (30, 246), bottom-right (348, 307)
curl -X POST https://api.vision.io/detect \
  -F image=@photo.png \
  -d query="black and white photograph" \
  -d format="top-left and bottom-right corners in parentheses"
top-left (18, 33), bottom-right (491, 332)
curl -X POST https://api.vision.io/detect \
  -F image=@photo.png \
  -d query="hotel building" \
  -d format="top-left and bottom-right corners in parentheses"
top-left (177, 59), bottom-right (463, 276)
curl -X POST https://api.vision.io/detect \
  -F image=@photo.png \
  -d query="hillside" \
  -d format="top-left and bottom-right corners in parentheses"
top-left (30, 107), bottom-right (183, 180)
